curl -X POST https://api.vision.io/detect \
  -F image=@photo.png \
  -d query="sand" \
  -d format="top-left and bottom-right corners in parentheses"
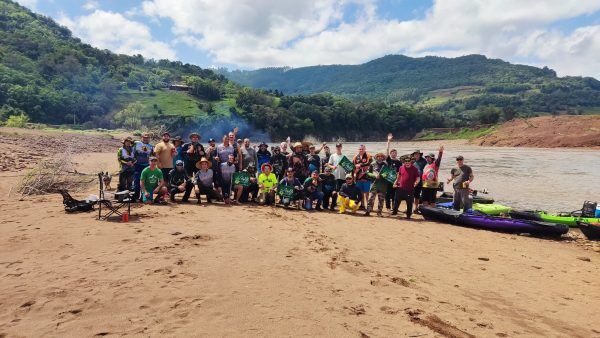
top-left (0, 131), bottom-right (599, 337)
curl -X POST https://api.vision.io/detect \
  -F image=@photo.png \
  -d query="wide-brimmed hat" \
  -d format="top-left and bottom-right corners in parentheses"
top-left (189, 132), bottom-right (200, 139)
top-left (122, 136), bottom-right (133, 144)
top-left (261, 162), bottom-right (273, 172)
top-left (195, 157), bottom-right (212, 169)
top-left (172, 136), bottom-right (183, 144)
top-left (412, 149), bottom-right (423, 155)
top-left (375, 152), bottom-right (386, 159)
top-left (293, 142), bottom-right (302, 149)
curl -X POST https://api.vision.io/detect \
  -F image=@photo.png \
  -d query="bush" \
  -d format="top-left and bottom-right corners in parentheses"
top-left (5, 113), bottom-right (30, 128)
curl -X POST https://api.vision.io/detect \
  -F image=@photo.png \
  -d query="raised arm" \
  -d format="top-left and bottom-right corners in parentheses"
top-left (386, 133), bottom-right (393, 156)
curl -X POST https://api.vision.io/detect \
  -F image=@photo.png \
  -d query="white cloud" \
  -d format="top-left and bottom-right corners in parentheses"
top-left (58, 10), bottom-right (176, 60)
top-left (83, 1), bottom-right (99, 11)
top-left (15, 0), bottom-right (38, 10)
top-left (140, 0), bottom-right (600, 77)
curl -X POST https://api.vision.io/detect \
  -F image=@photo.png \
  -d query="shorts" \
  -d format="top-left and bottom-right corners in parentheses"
top-left (356, 180), bottom-right (371, 193)
top-left (142, 191), bottom-right (154, 203)
top-left (421, 187), bottom-right (438, 203)
top-left (413, 182), bottom-right (423, 199)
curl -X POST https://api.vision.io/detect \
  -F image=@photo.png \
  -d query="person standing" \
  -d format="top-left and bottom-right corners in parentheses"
top-left (385, 134), bottom-right (402, 211)
top-left (353, 144), bottom-right (372, 209)
top-left (365, 152), bottom-right (389, 217)
top-left (447, 155), bottom-right (474, 211)
top-left (393, 157), bottom-right (420, 219)
top-left (219, 153), bottom-right (237, 205)
top-left (306, 144), bottom-right (321, 174)
top-left (412, 149), bottom-right (427, 210)
top-left (256, 142), bottom-right (271, 173)
top-left (181, 132), bottom-right (205, 177)
top-left (320, 145), bottom-right (331, 172)
top-left (117, 137), bottom-right (136, 192)
top-left (168, 160), bottom-right (193, 203)
top-left (327, 143), bottom-right (346, 193)
top-left (421, 146), bottom-right (444, 207)
top-left (140, 156), bottom-right (168, 204)
top-left (240, 138), bottom-right (258, 170)
top-left (289, 142), bottom-right (309, 182)
top-left (132, 132), bottom-right (154, 201)
top-left (206, 138), bottom-right (219, 170)
top-left (154, 132), bottom-right (175, 183)
top-left (269, 146), bottom-right (287, 180)
top-left (172, 136), bottom-right (184, 168)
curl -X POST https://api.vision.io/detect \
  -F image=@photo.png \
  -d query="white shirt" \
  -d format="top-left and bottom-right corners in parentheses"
top-left (328, 153), bottom-right (346, 180)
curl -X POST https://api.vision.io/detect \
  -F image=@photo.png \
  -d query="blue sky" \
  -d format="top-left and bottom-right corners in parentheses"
top-left (16, 0), bottom-right (600, 78)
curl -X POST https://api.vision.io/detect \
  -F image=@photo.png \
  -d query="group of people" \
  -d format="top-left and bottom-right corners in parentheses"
top-left (116, 130), bottom-right (475, 217)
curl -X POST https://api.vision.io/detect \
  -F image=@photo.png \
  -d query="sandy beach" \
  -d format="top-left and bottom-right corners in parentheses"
top-left (0, 130), bottom-right (599, 337)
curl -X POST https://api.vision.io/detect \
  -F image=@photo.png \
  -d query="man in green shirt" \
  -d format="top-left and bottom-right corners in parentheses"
top-left (140, 156), bottom-right (168, 204)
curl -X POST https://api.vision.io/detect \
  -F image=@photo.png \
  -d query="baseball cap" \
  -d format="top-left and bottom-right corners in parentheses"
top-left (175, 160), bottom-right (184, 166)
top-left (456, 155), bottom-right (464, 161)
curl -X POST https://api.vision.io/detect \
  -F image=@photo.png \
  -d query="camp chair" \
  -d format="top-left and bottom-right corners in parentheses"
top-left (97, 172), bottom-right (131, 220)
top-left (58, 189), bottom-right (96, 213)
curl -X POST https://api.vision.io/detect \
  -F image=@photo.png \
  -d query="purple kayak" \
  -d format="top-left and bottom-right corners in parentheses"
top-left (420, 206), bottom-right (569, 237)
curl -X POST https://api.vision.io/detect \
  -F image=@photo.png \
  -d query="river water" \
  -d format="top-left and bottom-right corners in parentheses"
top-left (317, 141), bottom-right (600, 212)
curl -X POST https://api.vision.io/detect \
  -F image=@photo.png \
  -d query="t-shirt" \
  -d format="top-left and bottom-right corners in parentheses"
top-left (319, 173), bottom-right (337, 193)
top-left (140, 167), bottom-right (163, 191)
top-left (196, 169), bottom-right (215, 187)
top-left (413, 157), bottom-right (427, 175)
top-left (134, 141), bottom-right (153, 164)
top-left (217, 144), bottom-right (236, 163)
top-left (303, 177), bottom-right (322, 193)
top-left (398, 165), bottom-right (420, 192)
top-left (258, 172), bottom-right (278, 192)
top-left (241, 147), bottom-right (257, 169)
top-left (220, 162), bottom-right (236, 183)
top-left (154, 141), bottom-right (175, 169)
top-left (386, 155), bottom-right (402, 173)
top-left (307, 153), bottom-right (321, 173)
top-left (453, 165), bottom-right (473, 189)
top-left (327, 153), bottom-right (346, 180)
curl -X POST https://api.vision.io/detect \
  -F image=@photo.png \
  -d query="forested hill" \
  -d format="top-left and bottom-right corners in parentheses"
top-left (220, 55), bottom-right (600, 114)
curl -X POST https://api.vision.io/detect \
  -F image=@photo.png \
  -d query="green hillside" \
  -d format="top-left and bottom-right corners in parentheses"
top-left (220, 55), bottom-right (600, 115)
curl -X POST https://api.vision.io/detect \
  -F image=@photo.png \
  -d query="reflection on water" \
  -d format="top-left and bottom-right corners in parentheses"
top-left (336, 142), bottom-right (600, 212)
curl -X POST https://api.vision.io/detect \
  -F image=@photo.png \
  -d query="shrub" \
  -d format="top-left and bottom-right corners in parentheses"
top-left (5, 113), bottom-right (30, 128)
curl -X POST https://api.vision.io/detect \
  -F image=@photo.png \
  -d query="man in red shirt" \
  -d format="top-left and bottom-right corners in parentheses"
top-left (392, 157), bottom-right (421, 219)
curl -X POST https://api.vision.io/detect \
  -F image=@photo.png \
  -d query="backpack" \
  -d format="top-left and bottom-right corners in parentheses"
top-left (582, 201), bottom-right (598, 218)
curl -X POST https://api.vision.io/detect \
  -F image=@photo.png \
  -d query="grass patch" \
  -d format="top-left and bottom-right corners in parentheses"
top-left (116, 89), bottom-right (206, 118)
top-left (416, 125), bottom-right (497, 141)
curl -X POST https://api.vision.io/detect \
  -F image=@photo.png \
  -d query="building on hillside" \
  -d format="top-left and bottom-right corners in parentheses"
top-left (169, 84), bottom-right (191, 91)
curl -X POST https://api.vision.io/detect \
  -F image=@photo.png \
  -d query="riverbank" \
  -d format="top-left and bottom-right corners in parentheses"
top-left (0, 140), bottom-right (599, 336)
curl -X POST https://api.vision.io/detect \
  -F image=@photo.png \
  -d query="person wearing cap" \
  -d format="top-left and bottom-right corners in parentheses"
top-left (181, 132), bottom-right (205, 177)
top-left (195, 157), bottom-right (221, 204)
top-left (326, 143), bottom-right (346, 192)
top-left (411, 149), bottom-right (427, 210)
top-left (256, 142), bottom-right (271, 173)
top-left (303, 170), bottom-right (324, 211)
top-left (278, 168), bottom-right (304, 208)
top-left (338, 174), bottom-right (360, 214)
top-left (447, 155), bottom-right (474, 211)
top-left (319, 165), bottom-right (338, 210)
top-left (258, 162), bottom-right (277, 205)
top-left (385, 133), bottom-right (402, 211)
top-left (306, 144), bottom-right (321, 174)
top-left (205, 137), bottom-right (219, 171)
top-left (365, 152), bottom-right (389, 216)
top-left (140, 156), bottom-right (168, 204)
top-left (320, 145), bottom-right (331, 172)
top-left (240, 138), bottom-right (258, 171)
top-left (219, 153), bottom-right (238, 205)
top-left (172, 136), bottom-right (184, 168)
top-left (289, 142), bottom-right (309, 182)
top-left (168, 160), bottom-right (194, 203)
top-left (117, 137), bottom-right (136, 192)
top-left (421, 145), bottom-right (444, 207)
top-left (392, 157), bottom-right (420, 219)
top-left (132, 132), bottom-right (154, 201)
top-left (154, 132), bottom-right (175, 183)
top-left (353, 144), bottom-right (372, 209)
top-left (269, 146), bottom-right (287, 180)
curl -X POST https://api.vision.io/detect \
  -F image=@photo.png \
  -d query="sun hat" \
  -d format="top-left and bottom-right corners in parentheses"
top-left (237, 139), bottom-right (243, 143)
top-left (403, 157), bottom-right (412, 162)
top-left (375, 152), bottom-right (386, 158)
top-left (189, 132), bottom-right (200, 139)
top-left (261, 162), bottom-right (273, 172)
top-left (172, 136), bottom-right (183, 144)
top-left (412, 149), bottom-right (422, 155)
top-left (122, 136), bottom-right (133, 144)
top-left (195, 157), bottom-right (212, 170)
top-left (293, 142), bottom-right (302, 148)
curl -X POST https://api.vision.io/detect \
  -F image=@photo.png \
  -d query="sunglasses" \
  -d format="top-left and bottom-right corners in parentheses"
top-left (151, 159), bottom-right (158, 162)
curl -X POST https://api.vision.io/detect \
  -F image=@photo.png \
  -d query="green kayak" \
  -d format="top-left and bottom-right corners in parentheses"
top-left (473, 203), bottom-right (512, 216)
top-left (509, 210), bottom-right (600, 228)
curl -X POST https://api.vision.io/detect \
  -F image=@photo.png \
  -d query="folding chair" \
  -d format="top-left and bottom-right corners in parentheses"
top-left (58, 189), bottom-right (96, 213)
top-left (98, 173), bottom-right (132, 220)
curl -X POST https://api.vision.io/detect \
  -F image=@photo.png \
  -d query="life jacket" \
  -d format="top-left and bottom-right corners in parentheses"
top-left (422, 162), bottom-right (439, 187)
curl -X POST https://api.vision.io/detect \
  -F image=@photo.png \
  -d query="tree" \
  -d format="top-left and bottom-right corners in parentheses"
top-left (113, 102), bottom-right (143, 129)
top-left (5, 113), bottom-right (30, 128)
top-left (476, 106), bottom-right (501, 124)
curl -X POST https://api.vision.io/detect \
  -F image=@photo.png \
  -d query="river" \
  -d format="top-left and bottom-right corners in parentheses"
top-left (312, 140), bottom-right (600, 212)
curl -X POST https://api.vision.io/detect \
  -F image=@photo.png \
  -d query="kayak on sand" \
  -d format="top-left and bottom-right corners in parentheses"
top-left (509, 210), bottom-right (600, 228)
top-left (436, 191), bottom-right (494, 204)
top-left (575, 221), bottom-right (600, 240)
top-left (420, 206), bottom-right (569, 237)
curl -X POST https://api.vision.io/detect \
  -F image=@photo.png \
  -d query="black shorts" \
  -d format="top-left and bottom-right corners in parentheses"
top-left (421, 187), bottom-right (438, 203)
top-left (413, 182), bottom-right (423, 198)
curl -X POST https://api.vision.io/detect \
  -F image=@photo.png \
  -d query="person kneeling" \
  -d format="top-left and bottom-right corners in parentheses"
top-left (169, 160), bottom-right (194, 202)
top-left (279, 168), bottom-right (304, 209)
top-left (195, 157), bottom-right (222, 204)
top-left (258, 163), bottom-right (277, 205)
top-left (338, 174), bottom-right (360, 214)
top-left (303, 170), bottom-right (324, 211)
top-left (141, 156), bottom-right (169, 204)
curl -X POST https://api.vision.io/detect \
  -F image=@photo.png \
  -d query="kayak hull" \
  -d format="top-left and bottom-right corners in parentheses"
top-left (510, 210), bottom-right (600, 228)
top-left (421, 206), bottom-right (569, 237)
top-left (576, 221), bottom-right (600, 240)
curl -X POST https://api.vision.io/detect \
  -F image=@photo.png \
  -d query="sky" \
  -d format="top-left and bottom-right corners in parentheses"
top-left (16, 0), bottom-right (600, 78)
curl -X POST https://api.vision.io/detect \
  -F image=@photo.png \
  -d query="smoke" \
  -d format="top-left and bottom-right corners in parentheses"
top-left (174, 113), bottom-right (272, 144)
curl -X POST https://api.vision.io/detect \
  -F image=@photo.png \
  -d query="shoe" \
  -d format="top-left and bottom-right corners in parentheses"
top-left (315, 206), bottom-right (322, 211)
top-left (406, 215), bottom-right (412, 219)
top-left (364, 211), bottom-right (370, 216)
top-left (169, 195), bottom-right (175, 202)
top-left (391, 210), bottom-right (398, 215)
top-left (376, 211), bottom-right (382, 217)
